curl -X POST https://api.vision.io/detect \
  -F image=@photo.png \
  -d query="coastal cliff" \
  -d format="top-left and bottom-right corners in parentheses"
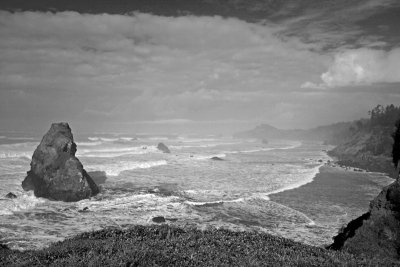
top-left (328, 180), bottom-right (400, 259)
top-left (328, 105), bottom-right (400, 176)
top-left (236, 105), bottom-right (400, 177)
top-left (22, 122), bottom-right (99, 202)
top-left (328, 117), bottom-right (400, 259)
top-left (328, 127), bottom-right (394, 176)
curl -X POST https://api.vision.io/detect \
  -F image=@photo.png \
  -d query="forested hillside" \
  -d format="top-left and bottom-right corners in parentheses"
top-left (235, 104), bottom-right (400, 176)
top-left (328, 105), bottom-right (400, 176)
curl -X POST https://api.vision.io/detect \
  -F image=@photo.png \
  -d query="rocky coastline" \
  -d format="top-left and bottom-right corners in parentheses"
top-left (327, 150), bottom-right (395, 178)
top-left (1, 121), bottom-right (399, 265)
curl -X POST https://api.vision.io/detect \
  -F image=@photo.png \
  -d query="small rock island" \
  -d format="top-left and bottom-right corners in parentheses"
top-left (157, 142), bottom-right (171, 153)
top-left (22, 122), bottom-right (99, 202)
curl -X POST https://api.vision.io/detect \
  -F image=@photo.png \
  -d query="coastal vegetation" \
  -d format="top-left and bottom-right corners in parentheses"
top-left (327, 111), bottom-right (400, 260)
top-left (0, 225), bottom-right (397, 266)
top-left (236, 104), bottom-right (400, 176)
top-left (329, 104), bottom-right (400, 176)
top-left (392, 119), bottom-right (400, 179)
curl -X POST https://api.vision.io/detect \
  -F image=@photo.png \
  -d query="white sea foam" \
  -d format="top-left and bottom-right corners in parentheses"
top-left (77, 193), bottom-right (181, 212)
top-left (262, 164), bottom-right (323, 199)
top-left (180, 138), bottom-right (217, 143)
top-left (0, 191), bottom-right (45, 215)
top-left (244, 142), bottom-right (302, 153)
top-left (147, 136), bottom-right (170, 141)
top-left (76, 141), bottom-right (103, 146)
top-left (170, 142), bottom-right (240, 150)
top-left (120, 137), bottom-right (135, 141)
top-left (7, 137), bottom-right (36, 140)
top-left (88, 137), bottom-right (130, 142)
top-left (185, 198), bottom-right (245, 206)
top-left (0, 142), bottom-right (36, 159)
top-left (169, 144), bottom-right (218, 149)
top-left (193, 153), bottom-right (227, 160)
top-left (78, 145), bottom-right (158, 157)
top-left (85, 160), bottom-right (168, 176)
top-left (0, 152), bottom-right (32, 159)
top-left (0, 142), bottom-right (37, 149)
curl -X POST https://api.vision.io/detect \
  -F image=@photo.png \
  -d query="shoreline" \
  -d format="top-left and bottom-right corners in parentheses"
top-left (268, 164), bottom-right (394, 246)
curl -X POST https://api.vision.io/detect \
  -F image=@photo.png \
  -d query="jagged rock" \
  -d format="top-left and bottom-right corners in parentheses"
top-left (78, 207), bottom-right (89, 213)
top-left (21, 123), bottom-right (99, 202)
top-left (211, 156), bottom-right (224, 161)
top-left (157, 143), bottom-right (170, 153)
top-left (328, 181), bottom-right (400, 259)
top-left (5, 192), bottom-right (17, 199)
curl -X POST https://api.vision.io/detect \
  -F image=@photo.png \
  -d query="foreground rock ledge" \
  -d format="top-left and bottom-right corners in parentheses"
top-left (328, 180), bottom-right (400, 259)
top-left (22, 122), bottom-right (99, 202)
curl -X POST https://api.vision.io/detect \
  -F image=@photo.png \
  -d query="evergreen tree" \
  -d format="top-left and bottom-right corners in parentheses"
top-left (393, 119), bottom-right (400, 180)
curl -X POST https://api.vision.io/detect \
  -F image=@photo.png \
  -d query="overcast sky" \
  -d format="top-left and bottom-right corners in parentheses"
top-left (0, 0), bottom-right (399, 134)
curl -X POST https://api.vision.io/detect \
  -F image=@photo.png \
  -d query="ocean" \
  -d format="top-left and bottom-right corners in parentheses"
top-left (0, 132), bottom-right (393, 250)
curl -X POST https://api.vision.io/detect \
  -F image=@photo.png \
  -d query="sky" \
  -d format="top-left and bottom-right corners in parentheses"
top-left (0, 0), bottom-right (400, 134)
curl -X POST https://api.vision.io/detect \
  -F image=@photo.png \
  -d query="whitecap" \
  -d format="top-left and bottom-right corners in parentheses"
top-left (0, 191), bottom-right (46, 215)
top-left (76, 141), bottom-right (102, 146)
top-left (77, 145), bottom-right (158, 157)
top-left (0, 152), bottom-right (32, 159)
top-left (85, 160), bottom-right (168, 176)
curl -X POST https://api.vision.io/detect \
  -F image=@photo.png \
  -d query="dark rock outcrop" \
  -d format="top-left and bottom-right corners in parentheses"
top-left (87, 171), bottom-right (107, 185)
top-left (157, 143), bottom-right (170, 153)
top-left (5, 192), bottom-right (17, 199)
top-left (328, 181), bottom-right (400, 259)
top-left (22, 123), bottom-right (99, 202)
top-left (152, 216), bottom-right (166, 223)
top-left (78, 207), bottom-right (89, 213)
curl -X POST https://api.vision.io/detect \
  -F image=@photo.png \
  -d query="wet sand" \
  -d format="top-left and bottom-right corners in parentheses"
top-left (269, 166), bottom-right (394, 245)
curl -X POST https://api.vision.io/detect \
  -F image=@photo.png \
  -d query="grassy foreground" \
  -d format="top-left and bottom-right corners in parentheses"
top-left (0, 225), bottom-right (397, 266)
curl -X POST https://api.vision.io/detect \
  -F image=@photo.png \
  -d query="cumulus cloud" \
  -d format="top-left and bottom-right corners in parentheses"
top-left (302, 48), bottom-right (400, 88)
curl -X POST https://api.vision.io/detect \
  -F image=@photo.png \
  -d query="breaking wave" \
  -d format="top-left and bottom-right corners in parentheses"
top-left (85, 160), bottom-right (168, 176)
top-left (78, 145), bottom-right (158, 157)
top-left (0, 191), bottom-right (46, 215)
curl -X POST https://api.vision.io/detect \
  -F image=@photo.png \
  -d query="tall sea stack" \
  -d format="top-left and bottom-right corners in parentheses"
top-left (22, 122), bottom-right (99, 202)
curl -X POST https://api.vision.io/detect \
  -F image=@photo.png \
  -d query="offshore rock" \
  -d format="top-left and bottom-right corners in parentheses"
top-left (21, 123), bottom-right (99, 202)
top-left (157, 143), bottom-right (171, 153)
top-left (152, 216), bottom-right (166, 223)
top-left (5, 192), bottom-right (17, 199)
